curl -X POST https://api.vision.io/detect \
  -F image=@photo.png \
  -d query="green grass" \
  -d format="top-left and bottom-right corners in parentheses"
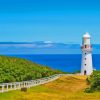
top-left (0, 75), bottom-right (100, 100)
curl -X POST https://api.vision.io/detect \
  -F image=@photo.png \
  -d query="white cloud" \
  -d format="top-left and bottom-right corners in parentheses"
top-left (43, 41), bottom-right (53, 44)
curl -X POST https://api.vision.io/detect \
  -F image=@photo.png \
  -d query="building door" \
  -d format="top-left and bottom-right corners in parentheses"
top-left (84, 70), bottom-right (87, 75)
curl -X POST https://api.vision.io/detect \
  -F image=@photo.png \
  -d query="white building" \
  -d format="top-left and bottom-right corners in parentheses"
top-left (81, 32), bottom-right (93, 75)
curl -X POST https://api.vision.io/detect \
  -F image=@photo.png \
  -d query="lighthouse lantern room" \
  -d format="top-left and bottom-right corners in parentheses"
top-left (81, 32), bottom-right (93, 75)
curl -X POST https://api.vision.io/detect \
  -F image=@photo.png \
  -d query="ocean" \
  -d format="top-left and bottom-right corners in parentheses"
top-left (9, 54), bottom-right (100, 73)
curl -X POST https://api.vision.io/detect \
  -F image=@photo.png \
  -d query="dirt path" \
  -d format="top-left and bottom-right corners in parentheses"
top-left (0, 75), bottom-right (100, 100)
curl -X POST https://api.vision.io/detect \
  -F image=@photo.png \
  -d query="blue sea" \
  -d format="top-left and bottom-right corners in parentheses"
top-left (9, 54), bottom-right (100, 73)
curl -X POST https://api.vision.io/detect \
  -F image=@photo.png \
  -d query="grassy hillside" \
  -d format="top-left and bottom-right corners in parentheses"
top-left (0, 55), bottom-right (62, 83)
top-left (0, 75), bottom-right (100, 100)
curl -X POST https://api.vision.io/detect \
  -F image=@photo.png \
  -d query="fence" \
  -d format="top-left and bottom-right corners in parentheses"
top-left (0, 74), bottom-right (67, 93)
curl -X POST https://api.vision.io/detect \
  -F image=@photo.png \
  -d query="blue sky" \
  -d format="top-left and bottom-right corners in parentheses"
top-left (0, 0), bottom-right (100, 44)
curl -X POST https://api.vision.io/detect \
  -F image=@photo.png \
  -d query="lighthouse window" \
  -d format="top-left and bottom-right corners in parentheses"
top-left (85, 45), bottom-right (87, 48)
top-left (85, 53), bottom-right (86, 55)
top-left (85, 64), bottom-right (86, 66)
top-left (85, 58), bottom-right (86, 60)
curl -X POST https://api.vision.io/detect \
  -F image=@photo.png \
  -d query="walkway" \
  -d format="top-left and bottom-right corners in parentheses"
top-left (0, 74), bottom-right (68, 93)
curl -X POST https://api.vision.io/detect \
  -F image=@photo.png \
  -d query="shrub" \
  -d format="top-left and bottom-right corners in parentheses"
top-left (0, 55), bottom-right (63, 83)
top-left (85, 70), bottom-right (100, 92)
top-left (84, 88), bottom-right (93, 93)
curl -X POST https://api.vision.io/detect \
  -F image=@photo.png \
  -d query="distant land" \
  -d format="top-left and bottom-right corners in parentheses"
top-left (0, 41), bottom-right (100, 54)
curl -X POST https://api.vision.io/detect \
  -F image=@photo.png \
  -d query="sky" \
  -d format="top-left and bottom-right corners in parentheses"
top-left (0, 0), bottom-right (100, 44)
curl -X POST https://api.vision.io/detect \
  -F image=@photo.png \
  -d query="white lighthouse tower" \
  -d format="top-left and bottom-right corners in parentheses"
top-left (81, 32), bottom-right (93, 75)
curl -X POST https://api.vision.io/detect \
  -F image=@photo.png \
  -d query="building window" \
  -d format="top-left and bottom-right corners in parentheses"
top-left (85, 58), bottom-right (86, 60)
top-left (85, 53), bottom-right (86, 55)
top-left (85, 64), bottom-right (86, 66)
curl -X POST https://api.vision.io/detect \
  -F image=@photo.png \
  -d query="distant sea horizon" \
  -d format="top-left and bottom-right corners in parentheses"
top-left (5, 54), bottom-right (100, 73)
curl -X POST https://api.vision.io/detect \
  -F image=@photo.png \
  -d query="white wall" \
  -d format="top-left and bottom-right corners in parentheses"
top-left (81, 51), bottom-right (93, 75)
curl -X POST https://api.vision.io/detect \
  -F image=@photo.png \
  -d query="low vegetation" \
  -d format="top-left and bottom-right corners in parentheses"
top-left (0, 55), bottom-right (63, 83)
top-left (0, 75), bottom-right (100, 100)
top-left (85, 70), bottom-right (100, 93)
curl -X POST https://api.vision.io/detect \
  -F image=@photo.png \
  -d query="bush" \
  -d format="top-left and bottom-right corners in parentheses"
top-left (86, 78), bottom-right (91, 85)
top-left (84, 88), bottom-right (93, 93)
top-left (0, 55), bottom-right (63, 83)
top-left (85, 71), bottom-right (100, 92)
top-left (96, 86), bottom-right (100, 91)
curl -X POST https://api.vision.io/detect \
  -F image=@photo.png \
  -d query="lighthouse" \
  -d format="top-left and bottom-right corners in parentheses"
top-left (81, 32), bottom-right (93, 75)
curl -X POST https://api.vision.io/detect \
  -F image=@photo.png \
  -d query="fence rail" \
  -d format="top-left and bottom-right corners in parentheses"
top-left (0, 74), bottom-right (68, 93)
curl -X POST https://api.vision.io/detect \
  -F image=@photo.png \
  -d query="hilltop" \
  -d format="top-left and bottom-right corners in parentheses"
top-left (0, 55), bottom-right (62, 83)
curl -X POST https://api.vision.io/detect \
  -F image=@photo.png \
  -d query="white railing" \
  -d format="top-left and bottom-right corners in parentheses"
top-left (0, 74), bottom-right (68, 93)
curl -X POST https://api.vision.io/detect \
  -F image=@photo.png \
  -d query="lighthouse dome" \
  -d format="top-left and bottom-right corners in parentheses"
top-left (83, 32), bottom-right (90, 38)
